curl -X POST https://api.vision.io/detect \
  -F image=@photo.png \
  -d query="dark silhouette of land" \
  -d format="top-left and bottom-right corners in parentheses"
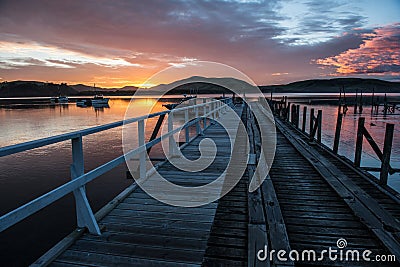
top-left (0, 77), bottom-right (399, 97)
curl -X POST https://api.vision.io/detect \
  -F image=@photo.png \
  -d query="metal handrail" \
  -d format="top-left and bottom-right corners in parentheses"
top-left (0, 97), bottom-right (233, 234)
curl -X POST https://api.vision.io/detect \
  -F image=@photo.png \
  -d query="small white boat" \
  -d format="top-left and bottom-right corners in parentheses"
top-left (92, 94), bottom-right (109, 105)
top-left (50, 96), bottom-right (69, 103)
top-left (58, 96), bottom-right (69, 103)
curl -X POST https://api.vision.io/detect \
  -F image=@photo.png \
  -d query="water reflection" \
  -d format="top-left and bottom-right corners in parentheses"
top-left (0, 97), bottom-right (173, 265)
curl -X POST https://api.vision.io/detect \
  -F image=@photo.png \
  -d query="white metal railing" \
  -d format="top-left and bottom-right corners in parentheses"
top-left (0, 97), bottom-right (233, 235)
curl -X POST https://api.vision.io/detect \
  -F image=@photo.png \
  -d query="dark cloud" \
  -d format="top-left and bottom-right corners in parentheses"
top-left (0, 0), bottom-right (398, 85)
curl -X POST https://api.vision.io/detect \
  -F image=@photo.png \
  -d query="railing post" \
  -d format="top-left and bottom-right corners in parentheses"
top-left (302, 106), bottom-right (307, 132)
top-left (309, 108), bottom-right (314, 135)
top-left (317, 110), bottom-right (322, 143)
top-left (168, 112), bottom-right (176, 156)
top-left (138, 120), bottom-right (146, 179)
top-left (215, 101), bottom-right (219, 119)
top-left (211, 101), bottom-right (214, 120)
top-left (290, 104), bottom-right (295, 124)
top-left (286, 102), bottom-right (291, 122)
top-left (71, 136), bottom-right (101, 235)
top-left (380, 123), bottom-right (394, 185)
top-left (211, 101), bottom-right (216, 124)
top-left (184, 109), bottom-right (189, 143)
top-left (354, 117), bottom-right (365, 167)
top-left (203, 98), bottom-right (207, 132)
top-left (295, 105), bottom-right (300, 128)
top-left (195, 105), bottom-right (200, 135)
top-left (333, 113), bottom-right (343, 154)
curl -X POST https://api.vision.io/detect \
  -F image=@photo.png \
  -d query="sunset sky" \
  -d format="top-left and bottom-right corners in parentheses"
top-left (0, 0), bottom-right (399, 87)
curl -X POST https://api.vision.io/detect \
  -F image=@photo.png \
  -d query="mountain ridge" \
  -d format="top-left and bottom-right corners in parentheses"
top-left (1, 77), bottom-right (399, 97)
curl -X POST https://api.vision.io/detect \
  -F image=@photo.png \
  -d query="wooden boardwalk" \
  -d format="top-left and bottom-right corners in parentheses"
top-left (34, 102), bottom-right (400, 266)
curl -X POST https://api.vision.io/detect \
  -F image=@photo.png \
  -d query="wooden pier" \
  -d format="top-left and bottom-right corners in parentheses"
top-left (1, 98), bottom-right (400, 266)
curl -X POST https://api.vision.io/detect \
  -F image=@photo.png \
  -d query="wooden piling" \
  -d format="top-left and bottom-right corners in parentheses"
top-left (371, 88), bottom-right (375, 115)
top-left (384, 93), bottom-right (388, 116)
top-left (290, 104), bottom-right (295, 123)
top-left (309, 108), bottom-right (314, 135)
top-left (295, 105), bottom-right (300, 128)
top-left (354, 89), bottom-right (358, 114)
top-left (354, 117), bottom-right (365, 167)
top-left (333, 113), bottom-right (343, 154)
top-left (380, 123), bottom-right (394, 185)
top-left (302, 106), bottom-right (307, 132)
top-left (317, 110), bottom-right (322, 143)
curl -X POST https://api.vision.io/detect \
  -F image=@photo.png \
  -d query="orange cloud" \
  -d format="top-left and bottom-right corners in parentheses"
top-left (314, 23), bottom-right (400, 76)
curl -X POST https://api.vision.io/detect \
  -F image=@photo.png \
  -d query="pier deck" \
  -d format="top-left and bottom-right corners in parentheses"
top-left (33, 102), bottom-right (400, 266)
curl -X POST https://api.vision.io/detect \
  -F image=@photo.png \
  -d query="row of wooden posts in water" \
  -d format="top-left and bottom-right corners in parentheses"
top-left (338, 87), bottom-right (398, 115)
top-left (268, 96), bottom-right (399, 185)
top-left (268, 88), bottom-right (399, 116)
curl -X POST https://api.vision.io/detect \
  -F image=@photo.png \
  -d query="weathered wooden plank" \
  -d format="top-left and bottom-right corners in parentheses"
top-left (248, 224), bottom-right (270, 267)
top-left (48, 105), bottom-right (246, 266)
top-left (251, 103), bottom-right (294, 267)
top-left (107, 209), bottom-right (215, 223)
top-left (246, 106), bottom-right (270, 267)
top-left (54, 249), bottom-right (200, 267)
top-left (274, 117), bottom-right (400, 261)
top-left (81, 231), bottom-right (208, 250)
top-left (203, 257), bottom-right (245, 267)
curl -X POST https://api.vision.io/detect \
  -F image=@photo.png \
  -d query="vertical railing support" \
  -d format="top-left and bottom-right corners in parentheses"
top-left (286, 102), bottom-right (291, 122)
top-left (380, 123), bottom-right (394, 185)
top-left (211, 101), bottom-right (216, 124)
top-left (295, 105), bottom-right (300, 128)
top-left (184, 109), bottom-right (189, 143)
top-left (71, 136), bottom-right (101, 235)
top-left (290, 104), bottom-right (295, 124)
top-left (203, 98), bottom-right (207, 132)
top-left (302, 106), bottom-right (307, 132)
top-left (309, 108), bottom-right (314, 136)
top-left (168, 112), bottom-right (176, 156)
top-left (354, 117), bottom-right (365, 167)
top-left (317, 110), bottom-right (322, 143)
top-left (333, 113), bottom-right (343, 154)
top-left (138, 120), bottom-right (146, 179)
top-left (195, 105), bottom-right (200, 135)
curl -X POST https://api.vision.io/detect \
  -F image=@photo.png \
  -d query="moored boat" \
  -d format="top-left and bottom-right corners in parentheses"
top-left (76, 98), bottom-right (92, 107)
top-left (163, 94), bottom-right (197, 110)
top-left (50, 96), bottom-right (69, 103)
top-left (92, 94), bottom-right (109, 105)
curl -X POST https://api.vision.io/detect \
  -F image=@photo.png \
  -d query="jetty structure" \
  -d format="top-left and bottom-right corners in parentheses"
top-left (0, 96), bottom-right (399, 266)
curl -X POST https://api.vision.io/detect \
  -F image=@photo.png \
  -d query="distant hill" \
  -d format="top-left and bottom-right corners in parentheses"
top-left (142, 76), bottom-right (400, 94)
top-left (1, 78), bottom-right (399, 97)
top-left (71, 84), bottom-right (96, 92)
top-left (260, 78), bottom-right (400, 93)
top-left (140, 76), bottom-right (254, 95)
top-left (0, 81), bottom-right (78, 97)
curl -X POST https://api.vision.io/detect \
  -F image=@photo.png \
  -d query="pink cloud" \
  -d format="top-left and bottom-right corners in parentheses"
top-left (314, 23), bottom-right (400, 75)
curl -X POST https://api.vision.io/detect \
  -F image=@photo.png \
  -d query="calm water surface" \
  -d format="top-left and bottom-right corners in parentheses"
top-left (0, 98), bottom-right (180, 266)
